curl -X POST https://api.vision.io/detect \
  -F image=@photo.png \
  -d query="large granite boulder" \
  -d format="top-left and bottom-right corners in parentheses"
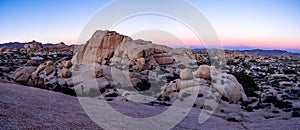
top-left (213, 74), bottom-right (248, 103)
top-left (73, 30), bottom-right (132, 64)
top-left (196, 65), bottom-right (211, 79)
top-left (180, 68), bottom-right (194, 80)
top-left (14, 66), bottom-right (37, 83)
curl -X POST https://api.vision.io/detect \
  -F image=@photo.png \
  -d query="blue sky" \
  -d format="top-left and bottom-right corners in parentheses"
top-left (0, 0), bottom-right (299, 51)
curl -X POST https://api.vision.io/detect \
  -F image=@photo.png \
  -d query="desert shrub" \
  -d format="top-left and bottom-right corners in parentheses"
top-left (197, 94), bottom-right (204, 97)
top-left (263, 95), bottom-right (278, 104)
top-left (292, 111), bottom-right (300, 117)
top-left (232, 72), bottom-right (258, 97)
top-left (265, 68), bottom-right (275, 74)
top-left (249, 60), bottom-right (256, 63)
top-left (283, 69), bottom-right (297, 75)
top-left (242, 62), bottom-right (250, 69)
top-left (245, 106), bottom-right (254, 112)
top-left (227, 118), bottom-right (239, 122)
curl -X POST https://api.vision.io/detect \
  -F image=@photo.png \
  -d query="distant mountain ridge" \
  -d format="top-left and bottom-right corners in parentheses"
top-left (0, 41), bottom-right (65, 48)
top-left (240, 49), bottom-right (300, 57)
top-left (192, 48), bottom-right (300, 57)
top-left (0, 42), bottom-right (24, 48)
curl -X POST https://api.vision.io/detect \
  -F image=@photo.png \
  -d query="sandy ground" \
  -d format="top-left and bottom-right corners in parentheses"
top-left (0, 83), bottom-right (299, 130)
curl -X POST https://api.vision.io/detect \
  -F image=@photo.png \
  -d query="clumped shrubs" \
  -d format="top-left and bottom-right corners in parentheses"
top-left (232, 72), bottom-right (258, 97)
top-left (292, 111), bottom-right (300, 117)
top-left (245, 106), bottom-right (254, 112)
top-left (263, 95), bottom-right (293, 109)
top-left (283, 69), bottom-right (297, 75)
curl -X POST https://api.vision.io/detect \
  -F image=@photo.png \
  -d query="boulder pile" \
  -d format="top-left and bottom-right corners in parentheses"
top-left (70, 30), bottom-right (247, 103)
top-left (10, 30), bottom-right (247, 104)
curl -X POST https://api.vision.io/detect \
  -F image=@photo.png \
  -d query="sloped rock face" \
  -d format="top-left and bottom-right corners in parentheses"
top-left (73, 30), bottom-right (132, 64)
top-left (73, 30), bottom-right (207, 67)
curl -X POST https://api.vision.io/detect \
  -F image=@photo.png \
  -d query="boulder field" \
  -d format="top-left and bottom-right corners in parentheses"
top-left (13, 30), bottom-right (248, 104)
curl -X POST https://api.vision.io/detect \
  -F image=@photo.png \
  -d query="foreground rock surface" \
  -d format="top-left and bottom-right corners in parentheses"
top-left (1, 82), bottom-right (299, 129)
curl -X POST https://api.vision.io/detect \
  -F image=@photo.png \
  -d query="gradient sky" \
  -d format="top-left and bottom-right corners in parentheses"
top-left (0, 0), bottom-right (300, 51)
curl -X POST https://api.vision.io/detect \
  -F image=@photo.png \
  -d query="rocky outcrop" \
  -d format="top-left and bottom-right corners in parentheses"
top-left (73, 30), bottom-right (206, 67)
top-left (18, 40), bottom-right (74, 55)
top-left (10, 30), bottom-right (247, 105)
top-left (13, 59), bottom-right (75, 95)
top-left (160, 66), bottom-right (247, 103)
top-left (20, 40), bottom-right (43, 54)
top-left (73, 30), bottom-right (132, 64)
top-left (70, 30), bottom-right (246, 104)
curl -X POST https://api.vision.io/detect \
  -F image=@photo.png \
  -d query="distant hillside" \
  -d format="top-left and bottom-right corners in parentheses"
top-left (0, 42), bottom-right (24, 48)
top-left (0, 41), bottom-right (62, 48)
top-left (192, 48), bottom-right (300, 57)
top-left (241, 49), bottom-right (300, 57)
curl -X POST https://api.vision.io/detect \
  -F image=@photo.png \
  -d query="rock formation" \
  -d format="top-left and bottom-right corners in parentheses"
top-left (6, 30), bottom-right (247, 104)
top-left (20, 40), bottom-right (43, 54)
top-left (71, 30), bottom-right (247, 103)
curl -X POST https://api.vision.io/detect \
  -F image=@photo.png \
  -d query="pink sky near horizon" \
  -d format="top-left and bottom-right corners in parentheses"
top-left (1, 0), bottom-right (299, 51)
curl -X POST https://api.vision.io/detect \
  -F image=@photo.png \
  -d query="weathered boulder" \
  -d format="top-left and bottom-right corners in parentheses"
top-left (136, 58), bottom-right (146, 65)
top-left (43, 66), bottom-right (54, 76)
top-left (73, 30), bottom-right (132, 64)
top-left (154, 57), bottom-right (175, 65)
top-left (180, 69), bottom-right (193, 80)
top-left (130, 78), bottom-right (142, 88)
top-left (46, 61), bottom-right (54, 66)
top-left (27, 77), bottom-right (45, 88)
top-left (26, 60), bottom-right (38, 66)
top-left (96, 78), bottom-right (111, 89)
top-left (14, 67), bottom-right (37, 83)
top-left (196, 65), bottom-right (211, 79)
top-left (94, 67), bottom-right (103, 78)
top-left (63, 60), bottom-right (72, 69)
top-left (62, 68), bottom-right (72, 78)
top-left (213, 74), bottom-right (247, 103)
top-left (36, 63), bottom-right (47, 73)
top-left (133, 63), bottom-right (145, 71)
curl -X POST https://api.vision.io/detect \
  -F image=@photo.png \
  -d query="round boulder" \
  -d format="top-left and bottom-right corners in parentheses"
top-left (196, 65), bottom-right (211, 79)
top-left (180, 68), bottom-right (193, 80)
top-left (63, 60), bottom-right (72, 69)
top-left (46, 61), bottom-right (54, 66)
top-left (62, 68), bottom-right (72, 78)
